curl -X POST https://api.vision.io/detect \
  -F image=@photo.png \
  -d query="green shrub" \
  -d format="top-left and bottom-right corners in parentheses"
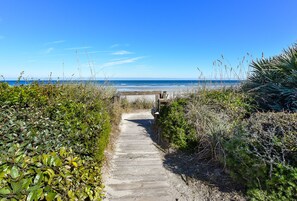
top-left (157, 98), bottom-right (196, 149)
top-left (247, 164), bottom-right (297, 201)
top-left (225, 112), bottom-right (297, 200)
top-left (158, 89), bottom-right (252, 158)
top-left (0, 82), bottom-right (115, 200)
top-left (242, 44), bottom-right (297, 112)
top-left (191, 88), bottom-right (254, 117)
top-left (0, 145), bottom-right (104, 201)
top-left (157, 88), bottom-right (297, 200)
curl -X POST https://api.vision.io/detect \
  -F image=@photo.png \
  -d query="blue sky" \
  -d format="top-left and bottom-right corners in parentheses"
top-left (0, 0), bottom-right (296, 79)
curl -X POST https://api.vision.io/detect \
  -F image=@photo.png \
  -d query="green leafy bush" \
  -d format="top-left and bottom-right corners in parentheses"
top-left (157, 98), bottom-right (196, 149)
top-left (225, 112), bottom-right (297, 200)
top-left (242, 44), bottom-right (297, 112)
top-left (248, 164), bottom-right (297, 201)
top-left (157, 87), bottom-right (297, 200)
top-left (0, 82), bottom-right (115, 200)
top-left (158, 89), bottom-right (252, 158)
top-left (156, 43), bottom-right (297, 200)
top-left (0, 145), bottom-right (104, 201)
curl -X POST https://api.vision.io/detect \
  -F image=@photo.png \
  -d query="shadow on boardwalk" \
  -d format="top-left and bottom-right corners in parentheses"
top-left (128, 117), bottom-right (244, 192)
top-left (125, 118), bottom-right (155, 138)
top-left (144, 118), bottom-right (245, 199)
top-left (124, 115), bottom-right (245, 200)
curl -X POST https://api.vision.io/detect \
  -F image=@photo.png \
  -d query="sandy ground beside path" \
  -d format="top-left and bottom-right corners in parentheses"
top-left (103, 110), bottom-right (246, 201)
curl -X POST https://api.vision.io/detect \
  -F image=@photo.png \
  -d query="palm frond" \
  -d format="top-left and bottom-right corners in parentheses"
top-left (242, 43), bottom-right (297, 112)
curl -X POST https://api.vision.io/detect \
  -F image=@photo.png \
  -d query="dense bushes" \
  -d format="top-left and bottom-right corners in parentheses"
top-left (158, 89), bottom-right (252, 157)
top-left (158, 90), bottom-right (297, 200)
top-left (0, 82), bottom-right (116, 200)
top-left (157, 44), bottom-right (297, 201)
top-left (226, 112), bottom-right (297, 200)
top-left (158, 98), bottom-right (196, 149)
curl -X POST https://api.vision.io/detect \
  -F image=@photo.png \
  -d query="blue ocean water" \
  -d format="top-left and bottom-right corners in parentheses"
top-left (2, 80), bottom-right (242, 91)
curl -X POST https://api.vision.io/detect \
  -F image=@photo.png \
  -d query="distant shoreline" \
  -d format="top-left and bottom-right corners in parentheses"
top-left (1, 79), bottom-right (243, 92)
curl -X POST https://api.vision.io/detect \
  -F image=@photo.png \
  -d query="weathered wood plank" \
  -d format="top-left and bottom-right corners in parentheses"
top-left (104, 112), bottom-right (173, 200)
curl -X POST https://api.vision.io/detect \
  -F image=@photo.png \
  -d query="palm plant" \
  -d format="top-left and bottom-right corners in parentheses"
top-left (242, 43), bottom-right (297, 112)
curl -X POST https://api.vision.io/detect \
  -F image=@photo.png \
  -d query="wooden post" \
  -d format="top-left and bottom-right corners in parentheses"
top-left (155, 94), bottom-right (159, 108)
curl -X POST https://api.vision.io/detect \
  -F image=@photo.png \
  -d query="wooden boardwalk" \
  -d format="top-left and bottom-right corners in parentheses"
top-left (105, 111), bottom-right (172, 201)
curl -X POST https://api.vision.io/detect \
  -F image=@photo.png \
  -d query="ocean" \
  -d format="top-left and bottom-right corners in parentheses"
top-left (2, 80), bottom-right (242, 92)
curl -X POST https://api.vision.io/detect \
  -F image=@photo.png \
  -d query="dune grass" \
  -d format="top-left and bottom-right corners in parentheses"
top-left (157, 43), bottom-right (297, 200)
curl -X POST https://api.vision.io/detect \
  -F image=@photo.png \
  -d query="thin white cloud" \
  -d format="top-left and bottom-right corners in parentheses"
top-left (85, 50), bottom-right (111, 54)
top-left (44, 47), bottom-right (54, 54)
top-left (110, 43), bottom-right (130, 48)
top-left (110, 44), bottom-right (119, 48)
top-left (112, 50), bottom-right (133, 55)
top-left (102, 57), bottom-right (143, 67)
top-left (65, 46), bottom-right (92, 50)
top-left (44, 40), bottom-right (65, 45)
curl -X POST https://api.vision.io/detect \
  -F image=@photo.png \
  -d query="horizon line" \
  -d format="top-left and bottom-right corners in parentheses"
top-left (1, 78), bottom-right (245, 81)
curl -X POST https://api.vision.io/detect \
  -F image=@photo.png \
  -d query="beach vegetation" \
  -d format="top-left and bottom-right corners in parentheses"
top-left (157, 43), bottom-right (297, 200)
top-left (158, 88), bottom-right (251, 157)
top-left (0, 82), bottom-right (118, 200)
top-left (157, 98), bottom-right (196, 149)
top-left (119, 97), bottom-right (154, 111)
top-left (225, 112), bottom-right (297, 200)
top-left (242, 44), bottom-right (297, 112)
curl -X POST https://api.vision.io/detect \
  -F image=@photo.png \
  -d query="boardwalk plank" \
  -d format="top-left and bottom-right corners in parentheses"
top-left (104, 111), bottom-right (172, 201)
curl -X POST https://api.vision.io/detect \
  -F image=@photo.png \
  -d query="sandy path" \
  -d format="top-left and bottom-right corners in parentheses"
top-left (104, 111), bottom-right (173, 201)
